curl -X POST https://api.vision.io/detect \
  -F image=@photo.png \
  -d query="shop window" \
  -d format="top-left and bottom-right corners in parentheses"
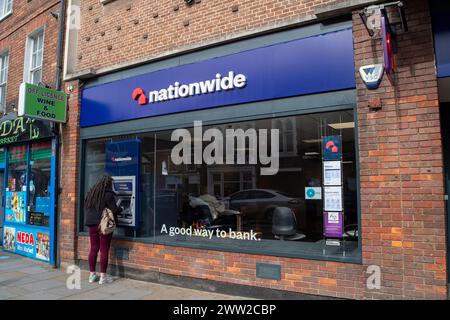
top-left (28, 141), bottom-right (52, 227)
top-left (0, 50), bottom-right (8, 113)
top-left (5, 145), bottom-right (28, 224)
top-left (80, 110), bottom-right (359, 260)
top-left (0, 0), bottom-right (13, 20)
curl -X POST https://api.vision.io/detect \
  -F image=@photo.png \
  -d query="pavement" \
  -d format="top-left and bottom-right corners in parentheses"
top-left (0, 251), bottom-right (250, 300)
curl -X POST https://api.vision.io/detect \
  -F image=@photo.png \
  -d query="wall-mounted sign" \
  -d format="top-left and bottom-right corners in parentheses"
top-left (18, 83), bottom-right (67, 123)
top-left (323, 135), bottom-right (341, 161)
top-left (359, 64), bottom-right (384, 90)
top-left (381, 15), bottom-right (396, 84)
top-left (0, 115), bottom-right (53, 146)
top-left (430, 0), bottom-right (450, 78)
top-left (81, 28), bottom-right (355, 127)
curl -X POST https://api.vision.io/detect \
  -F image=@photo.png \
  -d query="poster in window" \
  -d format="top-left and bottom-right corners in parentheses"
top-left (36, 232), bottom-right (50, 261)
top-left (3, 226), bottom-right (16, 252)
top-left (324, 186), bottom-right (343, 212)
top-left (323, 136), bottom-right (341, 161)
top-left (323, 161), bottom-right (342, 186)
top-left (324, 212), bottom-right (343, 238)
top-left (5, 191), bottom-right (26, 224)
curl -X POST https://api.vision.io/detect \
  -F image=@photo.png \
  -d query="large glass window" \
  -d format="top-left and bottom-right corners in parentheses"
top-left (81, 110), bottom-right (359, 260)
top-left (28, 141), bottom-right (52, 227)
top-left (5, 145), bottom-right (28, 224)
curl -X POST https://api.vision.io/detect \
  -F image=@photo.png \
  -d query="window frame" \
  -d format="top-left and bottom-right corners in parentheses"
top-left (0, 0), bottom-right (13, 21)
top-left (24, 28), bottom-right (45, 85)
top-left (78, 107), bottom-right (362, 264)
top-left (0, 49), bottom-right (9, 114)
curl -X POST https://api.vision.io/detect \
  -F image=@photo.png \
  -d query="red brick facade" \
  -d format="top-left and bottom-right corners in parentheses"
top-left (59, 0), bottom-right (448, 299)
top-left (354, 0), bottom-right (447, 299)
top-left (0, 0), bottom-right (62, 113)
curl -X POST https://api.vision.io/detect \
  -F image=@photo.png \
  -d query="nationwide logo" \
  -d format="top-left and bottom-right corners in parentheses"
top-left (131, 71), bottom-right (247, 106)
top-left (132, 88), bottom-right (147, 105)
top-left (111, 156), bottom-right (132, 162)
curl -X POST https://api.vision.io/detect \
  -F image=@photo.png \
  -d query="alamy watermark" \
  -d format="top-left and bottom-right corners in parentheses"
top-left (68, 5), bottom-right (81, 30)
top-left (171, 121), bottom-right (280, 175)
top-left (66, 264), bottom-right (81, 290)
top-left (366, 265), bottom-right (381, 290)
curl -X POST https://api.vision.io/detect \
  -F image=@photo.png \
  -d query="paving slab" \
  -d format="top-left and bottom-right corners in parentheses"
top-left (62, 290), bottom-right (111, 300)
top-left (0, 251), bottom-right (251, 300)
top-left (19, 291), bottom-right (61, 300)
top-left (103, 288), bottom-right (152, 300)
top-left (20, 279), bottom-right (65, 292)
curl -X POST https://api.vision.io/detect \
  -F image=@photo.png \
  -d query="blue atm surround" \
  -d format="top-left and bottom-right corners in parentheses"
top-left (105, 139), bottom-right (141, 229)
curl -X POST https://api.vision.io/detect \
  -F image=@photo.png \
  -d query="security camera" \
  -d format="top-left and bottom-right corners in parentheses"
top-left (184, 0), bottom-right (194, 5)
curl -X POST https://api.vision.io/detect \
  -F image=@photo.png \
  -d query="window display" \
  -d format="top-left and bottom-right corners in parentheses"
top-left (28, 141), bottom-right (52, 227)
top-left (81, 110), bottom-right (358, 259)
top-left (5, 145), bottom-right (28, 224)
top-left (2, 139), bottom-right (55, 263)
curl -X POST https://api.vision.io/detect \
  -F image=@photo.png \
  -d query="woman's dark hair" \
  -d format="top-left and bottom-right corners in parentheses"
top-left (84, 175), bottom-right (113, 211)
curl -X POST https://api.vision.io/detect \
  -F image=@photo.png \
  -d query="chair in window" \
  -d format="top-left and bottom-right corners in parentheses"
top-left (272, 207), bottom-right (306, 240)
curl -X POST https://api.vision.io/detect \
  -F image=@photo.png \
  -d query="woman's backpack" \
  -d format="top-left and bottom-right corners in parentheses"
top-left (98, 207), bottom-right (116, 235)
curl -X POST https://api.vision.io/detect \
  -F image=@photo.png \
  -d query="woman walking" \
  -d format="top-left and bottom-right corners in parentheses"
top-left (84, 175), bottom-right (122, 284)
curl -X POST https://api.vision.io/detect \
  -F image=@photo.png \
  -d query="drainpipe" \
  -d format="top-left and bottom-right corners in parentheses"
top-left (52, 0), bottom-right (66, 268)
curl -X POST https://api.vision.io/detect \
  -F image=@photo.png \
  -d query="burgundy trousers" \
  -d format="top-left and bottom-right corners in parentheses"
top-left (88, 226), bottom-right (113, 273)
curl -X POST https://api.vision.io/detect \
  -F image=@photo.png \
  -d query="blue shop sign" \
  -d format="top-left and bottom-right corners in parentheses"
top-left (81, 28), bottom-right (355, 127)
top-left (431, 0), bottom-right (450, 78)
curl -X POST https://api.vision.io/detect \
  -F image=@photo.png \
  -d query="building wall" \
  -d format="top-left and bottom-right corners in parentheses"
top-left (354, 0), bottom-right (447, 299)
top-left (67, 0), bottom-right (346, 75)
top-left (0, 0), bottom-right (62, 113)
top-left (60, 0), bottom-right (448, 299)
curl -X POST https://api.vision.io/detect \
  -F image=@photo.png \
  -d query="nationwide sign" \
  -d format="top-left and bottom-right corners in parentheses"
top-left (18, 83), bottom-right (68, 123)
top-left (81, 27), bottom-right (356, 127)
top-left (132, 71), bottom-right (247, 105)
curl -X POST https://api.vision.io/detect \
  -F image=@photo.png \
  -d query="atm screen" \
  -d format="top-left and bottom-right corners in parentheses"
top-left (111, 176), bottom-right (136, 227)
top-left (113, 182), bottom-right (133, 193)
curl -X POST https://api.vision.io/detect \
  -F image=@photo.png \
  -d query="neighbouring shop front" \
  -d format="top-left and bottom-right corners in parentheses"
top-left (0, 113), bottom-right (57, 264)
top-left (78, 20), bottom-right (361, 276)
top-left (431, 0), bottom-right (450, 286)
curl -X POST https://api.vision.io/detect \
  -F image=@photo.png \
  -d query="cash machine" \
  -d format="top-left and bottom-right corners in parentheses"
top-left (105, 139), bottom-right (141, 229)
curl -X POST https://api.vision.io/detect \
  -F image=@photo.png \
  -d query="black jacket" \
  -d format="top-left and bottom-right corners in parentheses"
top-left (85, 190), bottom-right (122, 226)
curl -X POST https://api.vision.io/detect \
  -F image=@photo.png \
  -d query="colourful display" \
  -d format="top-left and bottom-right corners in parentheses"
top-left (2, 225), bottom-right (50, 261)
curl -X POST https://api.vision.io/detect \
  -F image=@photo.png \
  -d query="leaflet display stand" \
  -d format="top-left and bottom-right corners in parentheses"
top-left (321, 135), bottom-right (345, 257)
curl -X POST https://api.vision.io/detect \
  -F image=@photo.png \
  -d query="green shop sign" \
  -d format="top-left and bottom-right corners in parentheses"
top-left (0, 115), bottom-right (53, 146)
top-left (18, 82), bottom-right (67, 123)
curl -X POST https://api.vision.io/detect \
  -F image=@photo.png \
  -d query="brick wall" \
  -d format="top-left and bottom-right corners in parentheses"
top-left (60, 0), bottom-right (448, 299)
top-left (72, 0), bottom-right (341, 73)
top-left (60, 79), bottom-right (81, 262)
top-left (0, 0), bottom-right (62, 113)
top-left (354, 0), bottom-right (447, 299)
